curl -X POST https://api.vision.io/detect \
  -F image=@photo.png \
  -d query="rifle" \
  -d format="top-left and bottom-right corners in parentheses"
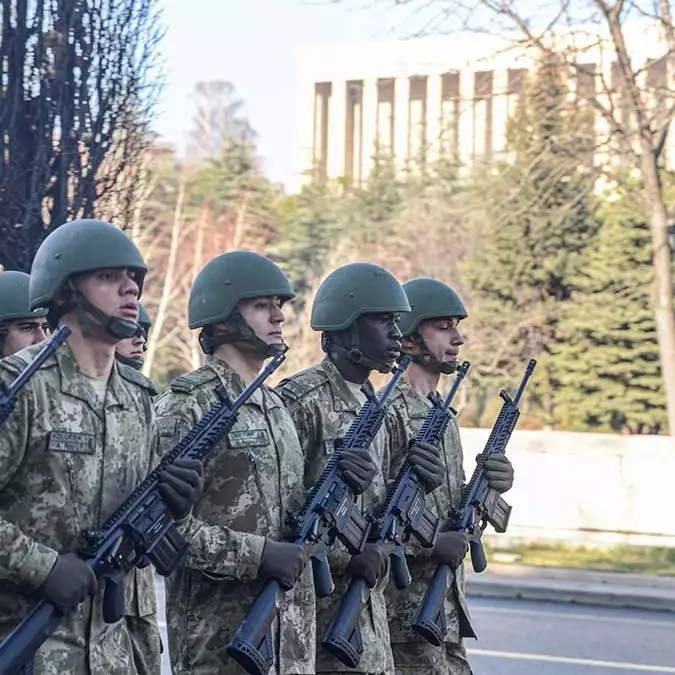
top-left (322, 361), bottom-right (471, 668)
top-left (0, 326), bottom-right (71, 426)
top-left (412, 359), bottom-right (536, 646)
top-left (226, 356), bottom-right (411, 675)
top-left (0, 352), bottom-right (286, 675)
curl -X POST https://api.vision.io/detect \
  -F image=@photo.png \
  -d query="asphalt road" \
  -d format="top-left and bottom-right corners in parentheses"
top-left (466, 596), bottom-right (675, 674)
top-left (155, 578), bottom-right (675, 674)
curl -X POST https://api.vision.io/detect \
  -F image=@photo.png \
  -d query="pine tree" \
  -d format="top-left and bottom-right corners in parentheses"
top-left (272, 173), bottom-right (344, 303)
top-left (462, 56), bottom-right (598, 425)
top-left (553, 189), bottom-right (667, 433)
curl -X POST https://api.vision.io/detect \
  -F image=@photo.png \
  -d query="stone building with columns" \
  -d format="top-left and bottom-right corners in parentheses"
top-left (291, 26), bottom-right (673, 189)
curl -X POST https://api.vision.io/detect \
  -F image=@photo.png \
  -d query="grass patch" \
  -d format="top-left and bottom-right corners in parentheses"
top-left (483, 542), bottom-right (675, 576)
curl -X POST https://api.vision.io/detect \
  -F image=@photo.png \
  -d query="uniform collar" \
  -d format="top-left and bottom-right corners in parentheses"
top-left (205, 355), bottom-right (280, 411)
top-left (319, 357), bottom-right (371, 413)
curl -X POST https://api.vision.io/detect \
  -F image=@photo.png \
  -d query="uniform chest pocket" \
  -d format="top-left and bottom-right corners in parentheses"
top-left (226, 429), bottom-right (270, 498)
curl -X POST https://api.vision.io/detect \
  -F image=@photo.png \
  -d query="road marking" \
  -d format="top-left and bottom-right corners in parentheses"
top-left (468, 648), bottom-right (675, 672)
top-left (471, 604), bottom-right (675, 629)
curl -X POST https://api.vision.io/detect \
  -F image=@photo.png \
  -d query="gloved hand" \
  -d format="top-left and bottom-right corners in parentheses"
top-left (338, 447), bottom-right (377, 495)
top-left (346, 543), bottom-right (387, 588)
top-left (259, 539), bottom-right (308, 591)
top-left (432, 531), bottom-right (469, 569)
top-left (40, 552), bottom-right (98, 612)
top-left (159, 458), bottom-right (204, 519)
top-left (409, 441), bottom-right (445, 492)
top-left (481, 454), bottom-right (514, 493)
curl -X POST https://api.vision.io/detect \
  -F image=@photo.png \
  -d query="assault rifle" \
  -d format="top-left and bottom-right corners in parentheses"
top-left (0, 326), bottom-right (71, 426)
top-left (412, 359), bottom-right (537, 646)
top-left (226, 356), bottom-right (411, 675)
top-left (322, 361), bottom-right (471, 668)
top-left (0, 352), bottom-right (287, 675)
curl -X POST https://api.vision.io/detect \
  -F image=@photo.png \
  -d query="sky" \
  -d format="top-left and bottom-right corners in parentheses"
top-left (154, 0), bottom-right (412, 189)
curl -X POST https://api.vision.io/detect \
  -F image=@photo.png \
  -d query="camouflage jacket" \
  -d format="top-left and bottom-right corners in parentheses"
top-left (0, 342), bottom-right (160, 675)
top-left (383, 376), bottom-right (472, 645)
top-left (154, 356), bottom-right (316, 675)
top-left (277, 357), bottom-right (395, 674)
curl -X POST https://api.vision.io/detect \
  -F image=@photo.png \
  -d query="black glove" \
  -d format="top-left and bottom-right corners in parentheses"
top-left (409, 441), bottom-right (445, 492)
top-left (40, 552), bottom-right (98, 612)
top-left (482, 454), bottom-right (514, 493)
top-left (338, 447), bottom-right (377, 495)
top-left (159, 458), bottom-right (204, 519)
top-left (432, 531), bottom-right (469, 569)
top-left (346, 543), bottom-right (387, 588)
top-left (259, 539), bottom-right (308, 591)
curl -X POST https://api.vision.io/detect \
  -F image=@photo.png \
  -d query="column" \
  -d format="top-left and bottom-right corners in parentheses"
top-left (361, 79), bottom-right (378, 182)
top-left (491, 68), bottom-right (509, 157)
top-left (426, 73), bottom-right (443, 162)
top-left (313, 87), bottom-right (324, 172)
top-left (458, 68), bottom-right (474, 170)
top-left (293, 81), bottom-right (316, 191)
top-left (394, 76), bottom-right (410, 169)
top-left (327, 80), bottom-right (347, 180)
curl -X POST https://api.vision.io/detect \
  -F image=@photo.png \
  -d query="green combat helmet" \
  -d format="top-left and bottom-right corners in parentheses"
top-left (188, 250), bottom-right (295, 357)
top-left (30, 219), bottom-right (147, 340)
top-left (398, 277), bottom-right (468, 374)
top-left (116, 303), bottom-right (152, 370)
top-left (0, 271), bottom-right (48, 352)
top-left (311, 262), bottom-right (410, 373)
top-left (137, 303), bottom-right (152, 337)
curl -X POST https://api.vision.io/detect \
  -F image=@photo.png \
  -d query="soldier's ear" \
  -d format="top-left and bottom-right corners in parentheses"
top-left (400, 335), bottom-right (418, 353)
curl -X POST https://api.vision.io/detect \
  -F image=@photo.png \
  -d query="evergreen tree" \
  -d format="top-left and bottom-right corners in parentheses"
top-left (272, 173), bottom-right (344, 303)
top-left (553, 189), bottom-right (667, 434)
top-left (462, 56), bottom-right (598, 425)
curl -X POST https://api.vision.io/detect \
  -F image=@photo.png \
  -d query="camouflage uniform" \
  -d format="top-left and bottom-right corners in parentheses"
top-left (278, 357), bottom-right (395, 675)
top-left (154, 356), bottom-right (316, 675)
top-left (0, 343), bottom-right (161, 675)
top-left (384, 377), bottom-right (473, 675)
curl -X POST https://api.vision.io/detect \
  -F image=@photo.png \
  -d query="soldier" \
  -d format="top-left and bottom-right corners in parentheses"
top-left (383, 278), bottom-right (514, 675)
top-left (154, 250), bottom-right (316, 675)
top-left (277, 262), bottom-right (434, 675)
top-left (114, 302), bottom-right (160, 675)
top-left (116, 303), bottom-right (152, 372)
top-left (0, 219), bottom-right (203, 675)
top-left (0, 270), bottom-right (48, 357)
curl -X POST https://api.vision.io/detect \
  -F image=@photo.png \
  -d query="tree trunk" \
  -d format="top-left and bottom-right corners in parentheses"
top-left (143, 178), bottom-right (186, 378)
top-left (189, 200), bottom-right (208, 370)
top-left (641, 149), bottom-right (675, 434)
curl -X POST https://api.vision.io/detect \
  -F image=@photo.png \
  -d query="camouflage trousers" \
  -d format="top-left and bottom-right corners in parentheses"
top-left (125, 614), bottom-right (162, 675)
top-left (391, 641), bottom-right (473, 675)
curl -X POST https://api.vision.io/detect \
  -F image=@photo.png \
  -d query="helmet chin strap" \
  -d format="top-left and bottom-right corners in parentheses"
top-left (324, 323), bottom-right (395, 375)
top-left (409, 334), bottom-right (458, 375)
top-left (199, 310), bottom-right (288, 358)
top-left (116, 353), bottom-right (144, 370)
top-left (66, 281), bottom-right (139, 340)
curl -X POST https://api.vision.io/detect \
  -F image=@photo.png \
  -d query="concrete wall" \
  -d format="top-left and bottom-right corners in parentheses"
top-left (459, 428), bottom-right (675, 549)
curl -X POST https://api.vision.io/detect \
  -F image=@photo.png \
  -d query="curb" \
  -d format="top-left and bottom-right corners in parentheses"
top-left (464, 565), bottom-right (675, 613)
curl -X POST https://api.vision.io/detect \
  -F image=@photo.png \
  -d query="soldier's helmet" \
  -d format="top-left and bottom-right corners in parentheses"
top-left (397, 278), bottom-right (468, 337)
top-left (0, 271), bottom-right (48, 324)
top-left (29, 219), bottom-right (148, 309)
top-left (137, 303), bottom-right (152, 332)
top-left (189, 251), bottom-right (295, 329)
top-left (310, 262), bottom-right (410, 331)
